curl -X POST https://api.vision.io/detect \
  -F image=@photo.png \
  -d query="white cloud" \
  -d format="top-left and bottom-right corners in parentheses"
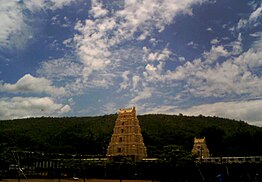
top-left (149, 37), bottom-right (158, 46)
top-left (165, 4), bottom-right (259, 100)
top-left (89, 0), bottom-right (108, 18)
top-left (237, 3), bottom-right (262, 29)
top-left (203, 45), bottom-right (229, 63)
top-left (0, 97), bottom-right (71, 120)
top-left (120, 71), bottom-right (130, 90)
top-left (74, 17), bottom-right (113, 79)
top-left (237, 19), bottom-right (248, 30)
top-left (210, 38), bottom-right (219, 45)
top-left (59, 104), bottom-right (71, 114)
top-left (0, 1), bottom-right (29, 49)
top-left (143, 62), bottom-right (166, 83)
top-left (37, 58), bottom-right (83, 81)
top-left (206, 27), bottom-right (213, 32)
top-left (142, 105), bottom-right (178, 114)
top-left (0, 74), bottom-right (65, 96)
top-left (141, 100), bottom-right (262, 126)
top-left (37, 58), bottom-right (96, 96)
top-left (0, 0), bottom-right (79, 50)
top-left (249, 32), bottom-right (262, 37)
top-left (175, 55), bottom-right (261, 98)
top-left (145, 64), bottom-right (157, 71)
top-left (177, 100), bottom-right (262, 126)
top-left (249, 4), bottom-right (262, 23)
top-left (230, 33), bottom-right (243, 55)
top-left (130, 87), bottom-right (152, 104)
top-left (64, 78), bottom-right (86, 96)
top-left (24, 0), bottom-right (79, 11)
top-left (187, 41), bottom-right (194, 46)
top-left (178, 56), bottom-right (186, 62)
top-left (102, 102), bottom-right (117, 114)
top-left (1, 0), bottom-right (261, 126)
top-left (117, 0), bottom-right (205, 37)
top-left (164, 30), bottom-right (262, 99)
top-left (73, 0), bottom-right (207, 88)
top-left (187, 41), bottom-right (199, 49)
top-left (50, 0), bottom-right (78, 9)
top-left (252, 33), bottom-right (262, 50)
top-left (234, 45), bottom-right (262, 70)
top-left (132, 75), bottom-right (140, 90)
top-left (147, 48), bottom-right (171, 61)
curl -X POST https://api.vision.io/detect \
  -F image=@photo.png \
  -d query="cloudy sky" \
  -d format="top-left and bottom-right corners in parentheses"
top-left (0, 0), bottom-right (262, 126)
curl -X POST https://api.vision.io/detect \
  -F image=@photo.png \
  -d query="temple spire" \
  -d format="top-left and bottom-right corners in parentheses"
top-left (106, 107), bottom-right (147, 162)
top-left (192, 137), bottom-right (210, 158)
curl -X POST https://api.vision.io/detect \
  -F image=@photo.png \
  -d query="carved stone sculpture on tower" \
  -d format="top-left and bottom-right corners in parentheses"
top-left (106, 107), bottom-right (147, 162)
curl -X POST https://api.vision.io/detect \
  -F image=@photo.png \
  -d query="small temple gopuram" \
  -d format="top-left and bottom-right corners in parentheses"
top-left (191, 137), bottom-right (210, 158)
top-left (106, 107), bottom-right (147, 162)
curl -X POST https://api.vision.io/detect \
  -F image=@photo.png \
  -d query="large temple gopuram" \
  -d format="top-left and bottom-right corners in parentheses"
top-left (191, 137), bottom-right (210, 158)
top-left (106, 107), bottom-right (147, 162)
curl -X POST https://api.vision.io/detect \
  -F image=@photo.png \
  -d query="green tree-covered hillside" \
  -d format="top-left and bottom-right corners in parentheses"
top-left (0, 114), bottom-right (261, 157)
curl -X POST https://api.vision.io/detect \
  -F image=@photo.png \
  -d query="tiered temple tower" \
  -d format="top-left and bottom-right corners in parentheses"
top-left (191, 137), bottom-right (210, 158)
top-left (106, 107), bottom-right (147, 161)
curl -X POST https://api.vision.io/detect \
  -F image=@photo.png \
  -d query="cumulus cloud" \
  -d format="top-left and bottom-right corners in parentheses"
top-left (0, 97), bottom-right (71, 120)
top-left (89, 0), bottom-right (108, 18)
top-left (203, 45), bottom-right (229, 63)
top-left (0, 74), bottom-right (65, 96)
top-left (59, 104), bottom-right (71, 114)
top-left (144, 62), bottom-right (165, 82)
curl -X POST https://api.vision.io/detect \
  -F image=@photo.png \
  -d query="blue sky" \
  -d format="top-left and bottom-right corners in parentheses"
top-left (0, 0), bottom-right (262, 126)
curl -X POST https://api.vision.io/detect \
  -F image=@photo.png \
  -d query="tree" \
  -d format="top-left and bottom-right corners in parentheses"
top-left (159, 145), bottom-right (195, 165)
top-left (200, 126), bottom-right (225, 156)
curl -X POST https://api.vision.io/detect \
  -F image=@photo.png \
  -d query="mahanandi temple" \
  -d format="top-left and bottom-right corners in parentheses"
top-left (106, 107), bottom-right (147, 162)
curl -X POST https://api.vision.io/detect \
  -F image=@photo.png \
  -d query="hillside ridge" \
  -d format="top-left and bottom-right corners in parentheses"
top-left (0, 114), bottom-right (261, 156)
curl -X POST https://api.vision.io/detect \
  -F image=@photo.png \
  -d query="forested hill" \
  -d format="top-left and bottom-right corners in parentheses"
top-left (0, 114), bottom-right (262, 157)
